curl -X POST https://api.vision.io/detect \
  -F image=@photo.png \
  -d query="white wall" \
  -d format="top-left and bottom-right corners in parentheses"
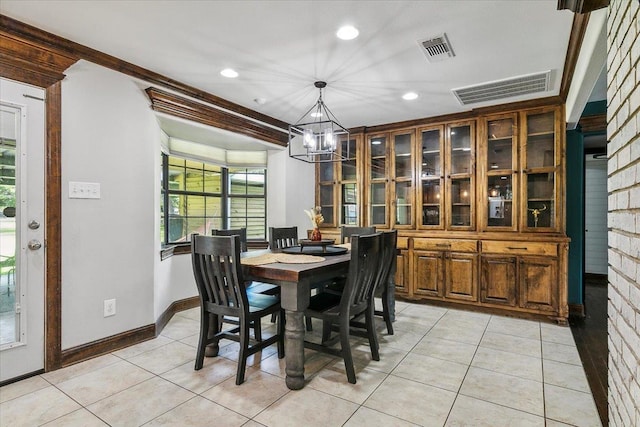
top-left (584, 156), bottom-right (608, 274)
top-left (61, 61), bottom-right (158, 349)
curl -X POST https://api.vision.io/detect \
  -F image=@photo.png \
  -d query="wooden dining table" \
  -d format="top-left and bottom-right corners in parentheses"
top-left (240, 249), bottom-right (350, 390)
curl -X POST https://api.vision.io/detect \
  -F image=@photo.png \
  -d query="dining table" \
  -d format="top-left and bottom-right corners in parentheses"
top-left (240, 248), bottom-right (351, 390)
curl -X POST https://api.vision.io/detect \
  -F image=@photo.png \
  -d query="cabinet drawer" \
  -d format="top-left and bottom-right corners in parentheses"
top-left (414, 238), bottom-right (477, 252)
top-left (398, 236), bottom-right (409, 250)
top-left (481, 241), bottom-right (557, 256)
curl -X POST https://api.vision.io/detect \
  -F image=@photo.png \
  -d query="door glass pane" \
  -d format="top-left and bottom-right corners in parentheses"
top-left (487, 118), bottom-right (513, 170)
top-left (341, 183), bottom-right (357, 225)
top-left (527, 173), bottom-right (554, 228)
top-left (527, 112), bottom-right (555, 168)
top-left (450, 125), bottom-right (471, 175)
top-left (341, 138), bottom-right (356, 181)
top-left (487, 175), bottom-right (513, 227)
top-left (0, 106), bottom-right (17, 346)
top-left (319, 184), bottom-right (334, 224)
top-left (421, 129), bottom-right (441, 177)
top-left (319, 161), bottom-right (333, 182)
top-left (451, 178), bottom-right (471, 226)
top-left (421, 179), bottom-right (441, 226)
top-left (395, 181), bottom-right (412, 225)
top-left (370, 136), bottom-right (386, 179)
top-left (394, 133), bottom-right (412, 178)
top-left (370, 182), bottom-right (386, 225)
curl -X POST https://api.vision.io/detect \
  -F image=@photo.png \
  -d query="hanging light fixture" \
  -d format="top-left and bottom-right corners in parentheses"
top-left (288, 81), bottom-right (350, 163)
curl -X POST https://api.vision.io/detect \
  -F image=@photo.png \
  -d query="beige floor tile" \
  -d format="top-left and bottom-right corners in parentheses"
top-left (56, 360), bottom-right (154, 406)
top-left (392, 352), bottom-right (468, 392)
top-left (201, 370), bottom-right (289, 418)
top-left (349, 341), bottom-right (409, 374)
top-left (112, 335), bottom-right (174, 359)
top-left (426, 322), bottom-right (486, 346)
top-left (217, 341), bottom-right (279, 366)
top-left (0, 386), bottom-right (81, 426)
top-left (160, 315), bottom-right (201, 340)
top-left (257, 348), bottom-right (335, 378)
top-left (412, 335), bottom-right (478, 365)
top-left (471, 346), bottom-right (542, 382)
top-left (544, 383), bottom-right (602, 427)
top-left (544, 420), bottom-right (574, 426)
top-left (41, 408), bottom-right (109, 426)
top-left (344, 406), bottom-right (417, 426)
top-left (542, 341), bottom-right (583, 365)
top-left (389, 317), bottom-right (437, 335)
top-left (241, 421), bottom-right (267, 427)
top-left (41, 354), bottom-right (121, 384)
top-left (0, 375), bottom-right (49, 403)
top-left (441, 310), bottom-right (492, 326)
top-left (459, 367), bottom-right (544, 416)
top-left (254, 387), bottom-right (358, 427)
top-left (160, 357), bottom-right (238, 394)
top-left (175, 307), bottom-right (200, 321)
top-left (377, 328), bottom-right (426, 351)
top-left (364, 375), bottom-right (456, 426)
top-left (479, 331), bottom-right (541, 358)
top-left (128, 340), bottom-right (195, 374)
top-left (87, 377), bottom-right (194, 427)
top-left (540, 323), bottom-right (575, 345)
top-left (307, 360), bottom-right (388, 404)
top-left (543, 359), bottom-right (591, 393)
top-left (486, 315), bottom-right (541, 340)
top-left (179, 333), bottom-right (201, 348)
top-left (445, 394), bottom-right (545, 426)
top-left (144, 396), bottom-right (248, 426)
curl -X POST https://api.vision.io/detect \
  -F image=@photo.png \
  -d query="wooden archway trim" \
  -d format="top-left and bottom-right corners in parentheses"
top-left (0, 31), bottom-right (78, 372)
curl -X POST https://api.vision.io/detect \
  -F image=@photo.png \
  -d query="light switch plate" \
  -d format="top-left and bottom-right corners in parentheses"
top-left (69, 181), bottom-right (101, 199)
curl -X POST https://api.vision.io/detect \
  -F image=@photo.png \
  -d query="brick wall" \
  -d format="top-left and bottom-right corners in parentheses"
top-left (607, 1), bottom-right (640, 426)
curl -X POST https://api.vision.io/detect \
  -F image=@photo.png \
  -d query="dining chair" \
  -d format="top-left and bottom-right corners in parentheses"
top-left (269, 226), bottom-right (299, 249)
top-left (340, 225), bottom-right (376, 243)
top-left (191, 234), bottom-right (284, 385)
top-left (212, 227), bottom-right (247, 252)
top-left (303, 232), bottom-right (382, 384)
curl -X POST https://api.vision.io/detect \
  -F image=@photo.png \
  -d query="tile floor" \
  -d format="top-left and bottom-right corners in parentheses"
top-left (0, 301), bottom-right (602, 427)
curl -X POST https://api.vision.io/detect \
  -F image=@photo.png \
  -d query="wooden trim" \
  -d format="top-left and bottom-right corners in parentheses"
top-left (560, 13), bottom-right (591, 102)
top-left (579, 113), bottom-right (607, 133)
top-left (569, 303), bottom-right (586, 317)
top-left (557, 0), bottom-right (610, 14)
top-left (61, 325), bottom-right (156, 367)
top-left (146, 87), bottom-right (288, 147)
top-left (0, 14), bottom-right (289, 132)
top-left (156, 296), bottom-right (200, 333)
top-left (45, 82), bottom-right (63, 372)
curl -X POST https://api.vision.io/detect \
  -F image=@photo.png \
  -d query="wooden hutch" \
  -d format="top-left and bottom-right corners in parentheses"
top-left (316, 103), bottom-right (569, 324)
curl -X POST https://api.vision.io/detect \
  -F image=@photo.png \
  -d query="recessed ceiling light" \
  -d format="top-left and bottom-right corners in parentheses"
top-left (402, 92), bottom-right (419, 100)
top-left (220, 68), bottom-right (239, 78)
top-left (337, 25), bottom-right (359, 40)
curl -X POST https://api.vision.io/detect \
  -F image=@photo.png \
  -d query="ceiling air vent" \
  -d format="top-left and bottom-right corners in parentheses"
top-left (418, 33), bottom-right (455, 62)
top-left (452, 71), bottom-right (551, 105)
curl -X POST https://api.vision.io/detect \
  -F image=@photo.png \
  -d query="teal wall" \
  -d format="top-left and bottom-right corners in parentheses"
top-left (566, 129), bottom-right (585, 306)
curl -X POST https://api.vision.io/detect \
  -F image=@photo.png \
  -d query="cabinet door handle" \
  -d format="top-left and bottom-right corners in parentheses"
top-left (508, 246), bottom-right (528, 250)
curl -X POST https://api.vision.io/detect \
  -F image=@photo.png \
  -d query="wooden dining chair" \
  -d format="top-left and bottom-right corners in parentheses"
top-left (191, 234), bottom-right (284, 385)
top-left (340, 225), bottom-right (376, 243)
top-left (269, 226), bottom-right (299, 249)
top-left (303, 232), bottom-right (382, 384)
top-left (212, 227), bottom-right (247, 252)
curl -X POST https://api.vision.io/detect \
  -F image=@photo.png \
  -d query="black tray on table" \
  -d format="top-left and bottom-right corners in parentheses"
top-left (281, 241), bottom-right (347, 256)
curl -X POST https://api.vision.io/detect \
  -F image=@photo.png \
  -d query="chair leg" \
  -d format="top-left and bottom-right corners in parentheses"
top-left (195, 310), bottom-right (209, 370)
top-left (236, 318), bottom-right (251, 385)
top-left (277, 309), bottom-right (285, 358)
top-left (366, 304), bottom-right (380, 361)
top-left (321, 319), bottom-right (332, 343)
top-left (306, 316), bottom-right (313, 331)
top-left (339, 317), bottom-right (357, 384)
top-left (253, 318), bottom-right (262, 341)
top-left (271, 312), bottom-right (277, 323)
top-left (381, 287), bottom-right (394, 335)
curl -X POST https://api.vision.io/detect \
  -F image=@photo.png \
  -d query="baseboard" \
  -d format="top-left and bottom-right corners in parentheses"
top-left (0, 369), bottom-right (45, 388)
top-left (60, 296), bottom-right (200, 368)
top-left (569, 303), bottom-right (586, 318)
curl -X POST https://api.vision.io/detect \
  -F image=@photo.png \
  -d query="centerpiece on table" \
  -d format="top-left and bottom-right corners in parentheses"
top-left (305, 206), bottom-right (324, 241)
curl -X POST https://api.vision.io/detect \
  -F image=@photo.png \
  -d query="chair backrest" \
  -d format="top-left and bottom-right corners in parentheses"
top-left (269, 226), bottom-right (298, 249)
top-left (212, 228), bottom-right (248, 252)
top-left (340, 232), bottom-right (382, 316)
top-left (375, 230), bottom-right (398, 292)
top-left (340, 226), bottom-right (376, 243)
top-left (191, 234), bottom-right (248, 317)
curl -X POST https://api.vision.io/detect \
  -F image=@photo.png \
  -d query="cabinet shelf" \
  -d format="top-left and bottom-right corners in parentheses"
top-left (527, 198), bottom-right (553, 202)
top-left (527, 131), bottom-right (554, 137)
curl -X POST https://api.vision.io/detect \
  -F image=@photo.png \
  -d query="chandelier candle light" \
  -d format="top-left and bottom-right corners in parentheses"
top-left (288, 81), bottom-right (351, 163)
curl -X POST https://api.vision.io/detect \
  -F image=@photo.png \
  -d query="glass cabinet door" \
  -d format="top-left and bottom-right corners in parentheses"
top-left (339, 136), bottom-right (359, 225)
top-left (522, 110), bottom-right (557, 231)
top-left (418, 127), bottom-right (443, 229)
top-left (317, 160), bottom-right (336, 227)
top-left (484, 115), bottom-right (517, 230)
top-left (447, 123), bottom-right (474, 229)
top-left (368, 135), bottom-right (388, 227)
top-left (392, 131), bottom-right (414, 228)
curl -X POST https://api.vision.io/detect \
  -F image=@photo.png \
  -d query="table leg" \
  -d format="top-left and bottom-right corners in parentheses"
top-left (284, 310), bottom-right (305, 390)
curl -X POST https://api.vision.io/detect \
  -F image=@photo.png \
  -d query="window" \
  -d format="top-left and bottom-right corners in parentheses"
top-left (161, 154), bottom-right (266, 244)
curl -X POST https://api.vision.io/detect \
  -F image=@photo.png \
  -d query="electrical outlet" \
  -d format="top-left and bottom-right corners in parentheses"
top-left (104, 299), bottom-right (116, 317)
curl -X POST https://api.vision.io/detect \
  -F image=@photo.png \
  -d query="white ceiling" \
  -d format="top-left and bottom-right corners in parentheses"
top-left (1, 1), bottom-right (580, 147)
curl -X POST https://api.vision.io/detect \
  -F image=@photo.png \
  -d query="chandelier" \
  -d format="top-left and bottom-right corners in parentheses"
top-left (288, 81), bottom-right (351, 163)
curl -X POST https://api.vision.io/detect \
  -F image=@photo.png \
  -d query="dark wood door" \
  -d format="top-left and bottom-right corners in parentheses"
top-left (414, 250), bottom-right (444, 297)
top-left (480, 255), bottom-right (517, 306)
top-left (519, 256), bottom-right (557, 311)
top-left (445, 252), bottom-right (478, 301)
